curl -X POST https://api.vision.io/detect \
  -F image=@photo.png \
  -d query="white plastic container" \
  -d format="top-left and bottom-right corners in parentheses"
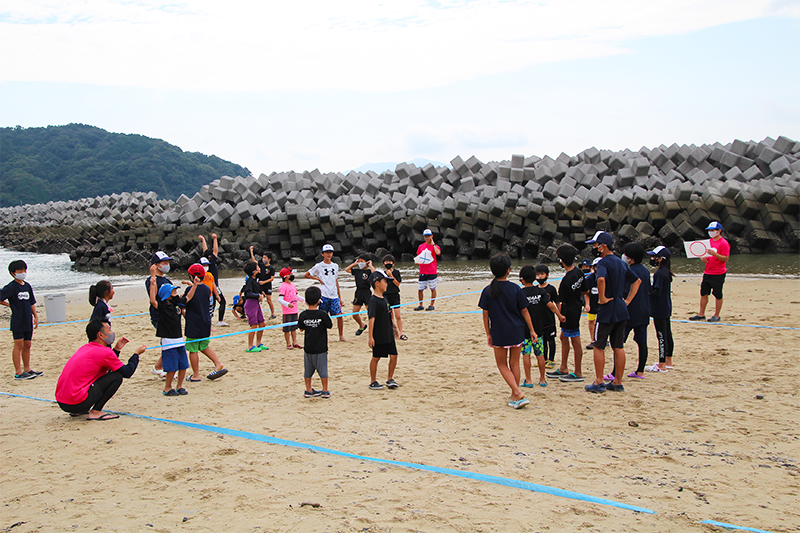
top-left (45, 293), bottom-right (67, 323)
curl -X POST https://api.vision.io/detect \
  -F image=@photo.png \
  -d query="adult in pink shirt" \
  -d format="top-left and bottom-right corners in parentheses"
top-left (55, 320), bottom-right (146, 420)
top-left (414, 229), bottom-right (442, 311)
top-left (690, 222), bottom-right (731, 323)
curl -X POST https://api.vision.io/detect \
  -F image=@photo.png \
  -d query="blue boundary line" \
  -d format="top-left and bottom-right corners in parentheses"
top-left (698, 520), bottom-right (775, 533)
top-left (0, 390), bottom-right (654, 515)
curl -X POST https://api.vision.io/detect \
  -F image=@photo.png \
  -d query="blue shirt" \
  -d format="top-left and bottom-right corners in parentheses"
top-left (650, 267), bottom-right (673, 319)
top-left (596, 255), bottom-right (638, 324)
top-left (478, 280), bottom-right (530, 346)
top-left (624, 263), bottom-right (651, 327)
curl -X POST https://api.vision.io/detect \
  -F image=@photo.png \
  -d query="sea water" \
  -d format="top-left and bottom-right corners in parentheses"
top-left (0, 247), bottom-right (798, 295)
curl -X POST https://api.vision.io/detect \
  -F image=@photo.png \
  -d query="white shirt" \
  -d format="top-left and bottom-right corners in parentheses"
top-left (308, 261), bottom-right (340, 299)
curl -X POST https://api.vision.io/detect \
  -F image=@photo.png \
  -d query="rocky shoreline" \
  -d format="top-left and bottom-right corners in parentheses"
top-left (0, 136), bottom-right (798, 271)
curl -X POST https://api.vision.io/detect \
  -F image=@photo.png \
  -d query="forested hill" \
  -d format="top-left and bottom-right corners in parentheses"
top-left (0, 124), bottom-right (250, 207)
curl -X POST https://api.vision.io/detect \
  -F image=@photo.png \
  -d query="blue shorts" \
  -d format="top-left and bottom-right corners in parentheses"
top-left (319, 297), bottom-right (342, 316)
top-left (161, 346), bottom-right (189, 372)
top-left (561, 328), bottom-right (581, 338)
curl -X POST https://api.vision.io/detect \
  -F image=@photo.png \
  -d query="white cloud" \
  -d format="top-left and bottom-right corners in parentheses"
top-left (1, 0), bottom-right (793, 91)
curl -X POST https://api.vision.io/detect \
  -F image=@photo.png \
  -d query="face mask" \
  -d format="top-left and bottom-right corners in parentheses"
top-left (289, 275), bottom-right (295, 281)
top-left (708, 230), bottom-right (720, 239)
top-left (536, 278), bottom-right (547, 285)
top-left (14, 272), bottom-right (26, 281)
top-left (592, 246), bottom-right (602, 257)
top-left (581, 268), bottom-right (590, 274)
top-left (203, 266), bottom-right (209, 273)
top-left (621, 254), bottom-right (630, 264)
top-left (649, 257), bottom-right (660, 267)
top-left (102, 331), bottom-right (115, 346)
top-left (159, 264), bottom-right (171, 274)
top-left (384, 263), bottom-right (393, 269)
top-left (357, 262), bottom-right (366, 269)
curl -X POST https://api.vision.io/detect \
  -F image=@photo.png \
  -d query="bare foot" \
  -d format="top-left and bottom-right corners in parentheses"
top-left (339, 336), bottom-right (350, 342)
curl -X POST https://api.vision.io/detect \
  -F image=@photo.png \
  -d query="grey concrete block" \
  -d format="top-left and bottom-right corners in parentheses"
top-left (631, 157), bottom-right (651, 176)
top-left (773, 135), bottom-right (796, 154)
top-left (511, 154), bottom-right (524, 169)
top-left (510, 168), bottom-right (524, 183)
top-left (524, 155), bottom-right (541, 167)
top-left (769, 156), bottom-right (792, 177)
top-left (465, 156), bottom-right (482, 173)
top-left (742, 165), bottom-right (763, 181)
top-left (618, 169), bottom-right (635, 187)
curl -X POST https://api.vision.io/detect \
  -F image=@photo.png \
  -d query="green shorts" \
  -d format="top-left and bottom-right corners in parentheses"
top-left (185, 338), bottom-right (210, 352)
top-left (522, 337), bottom-right (543, 357)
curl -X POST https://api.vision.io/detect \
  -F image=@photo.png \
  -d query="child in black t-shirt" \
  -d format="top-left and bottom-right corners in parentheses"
top-left (546, 245), bottom-right (588, 383)
top-left (250, 246), bottom-right (277, 319)
top-left (148, 273), bottom-right (189, 396)
top-left (345, 254), bottom-right (375, 337)
top-left (382, 254), bottom-right (406, 340)
top-left (583, 259), bottom-right (600, 349)
top-left (519, 266), bottom-right (565, 388)
top-left (183, 264), bottom-right (227, 382)
top-left (535, 264), bottom-right (560, 368)
top-left (298, 286), bottom-right (333, 398)
top-left (1, 260), bottom-right (40, 380)
top-left (367, 270), bottom-right (399, 390)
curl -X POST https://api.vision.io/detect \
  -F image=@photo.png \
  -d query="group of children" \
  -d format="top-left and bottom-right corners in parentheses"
top-left (480, 233), bottom-right (675, 407)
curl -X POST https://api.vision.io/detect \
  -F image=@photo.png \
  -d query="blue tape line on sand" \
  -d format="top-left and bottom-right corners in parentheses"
top-left (698, 520), bottom-right (775, 533)
top-left (0, 390), bottom-right (654, 515)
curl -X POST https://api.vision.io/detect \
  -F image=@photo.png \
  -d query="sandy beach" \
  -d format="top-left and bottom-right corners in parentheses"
top-left (1, 273), bottom-right (799, 532)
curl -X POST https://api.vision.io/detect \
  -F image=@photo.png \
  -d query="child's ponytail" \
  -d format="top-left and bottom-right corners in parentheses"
top-left (89, 280), bottom-right (112, 306)
top-left (488, 253), bottom-right (512, 299)
top-left (660, 257), bottom-right (675, 281)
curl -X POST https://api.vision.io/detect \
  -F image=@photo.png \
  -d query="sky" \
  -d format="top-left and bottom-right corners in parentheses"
top-left (1, 0), bottom-right (799, 176)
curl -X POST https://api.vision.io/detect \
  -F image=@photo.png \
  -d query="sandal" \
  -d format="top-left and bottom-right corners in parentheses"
top-left (399, 334), bottom-right (408, 341)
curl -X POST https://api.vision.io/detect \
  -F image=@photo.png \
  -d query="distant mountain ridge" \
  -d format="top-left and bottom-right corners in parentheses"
top-left (0, 124), bottom-right (250, 207)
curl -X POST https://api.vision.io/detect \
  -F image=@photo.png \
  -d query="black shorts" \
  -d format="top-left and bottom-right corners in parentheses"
top-left (700, 273), bottom-right (725, 299)
top-left (385, 293), bottom-right (400, 308)
top-left (595, 320), bottom-right (627, 350)
top-left (12, 330), bottom-right (33, 341)
top-left (261, 287), bottom-right (273, 296)
top-left (283, 313), bottom-right (298, 332)
top-left (353, 289), bottom-right (372, 307)
top-left (372, 340), bottom-right (398, 358)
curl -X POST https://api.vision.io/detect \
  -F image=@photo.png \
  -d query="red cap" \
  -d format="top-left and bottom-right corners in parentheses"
top-left (187, 264), bottom-right (206, 278)
top-left (279, 267), bottom-right (293, 278)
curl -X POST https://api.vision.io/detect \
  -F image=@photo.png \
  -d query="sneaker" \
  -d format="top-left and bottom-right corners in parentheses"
top-left (304, 389), bottom-right (322, 398)
top-left (689, 314), bottom-right (705, 321)
top-left (320, 390), bottom-right (331, 399)
top-left (386, 379), bottom-right (399, 389)
top-left (217, 321), bottom-right (229, 327)
top-left (604, 382), bottom-right (625, 392)
top-left (256, 344), bottom-right (269, 351)
top-left (369, 381), bottom-right (384, 390)
top-left (14, 371), bottom-right (35, 380)
top-left (151, 366), bottom-right (167, 380)
top-left (355, 326), bottom-right (367, 336)
top-left (413, 306), bottom-right (424, 311)
top-left (585, 383), bottom-right (606, 393)
top-left (269, 315), bottom-right (277, 320)
top-left (545, 369), bottom-right (569, 378)
top-left (425, 305), bottom-right (435, 311)
top-left (246, 346), bottom-right (260, 353)
top-left (176, 387), bottom-right (189, 395)
top-left (585, 342), bottom-right (595, 350)
top-left (29, 370), bottom-right (43, 377)
top-left (520, 380), bottom-right (534, 388)
top-left (708, 316), bottom-right (721, 322)
top-left (508, 398), bottom-right (530, 409)
top-left (559, 372), bottom-right (585, 383)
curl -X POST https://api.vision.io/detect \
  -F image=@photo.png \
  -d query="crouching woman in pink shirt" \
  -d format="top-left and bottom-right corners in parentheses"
top-left (55, 320), bottom-right (146, 421)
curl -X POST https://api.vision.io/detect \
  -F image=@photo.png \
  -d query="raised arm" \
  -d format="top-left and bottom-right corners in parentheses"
top-left (148, 264), bottom-right (160, 308)
top-left (212, 233), bottom-right (219, 256)
top-left (199, 234), bottom-right (208, 253)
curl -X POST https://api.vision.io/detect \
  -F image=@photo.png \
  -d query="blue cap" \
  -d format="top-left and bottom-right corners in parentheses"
top-left (706, 221), bottom-right (722, 231)
top-left (157, 283), bottom-right (179, 301)
top-left (585, 231), bottom-right (614, 246)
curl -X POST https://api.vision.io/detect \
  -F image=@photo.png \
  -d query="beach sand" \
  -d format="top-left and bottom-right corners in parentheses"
top-left (1, 274), bottom-right (799, 532)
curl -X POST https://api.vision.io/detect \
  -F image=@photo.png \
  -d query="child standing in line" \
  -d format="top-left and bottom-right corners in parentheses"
top-left (345, 254), bottom-right (374, 336)
top-left (647, 246), bottom-right (675, 372)
top-left (278, 267), bottom-right (305, 350)
top-left (382, 255), bottom-right (406, 340)
top-left (184, 264), bottom-right (228, 382)
top-left (250, 247), bottom-right (277, 319)
top-left (305, 244), bottom-right (348, 342)
top-left (89, 280), bottom-right (115, 324)
top-left (546, 245), bottom-right (588, 384)
top-left (1, 260), bottom-right (40, 380)
top-left (534, 264), bottom-right (561, 369)
top-left (243, 261), bottom-right (268, 353)
top-left (519, 265), bottom-right (564, 388)
top-left (616, 242), bottom-right (651, 380)
top-left (298, 286), bottom-right (333, 398)
top-left (582, 260), bottom-right (600, 349)
top-left (478, 254), bottom-right (535, 409)
top-left (148, 271), bottom-right (189, 396)
top-left (367, 270), bottom-right (400, 390)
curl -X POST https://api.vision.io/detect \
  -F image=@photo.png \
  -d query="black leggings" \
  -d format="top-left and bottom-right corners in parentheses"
top-left (58, 371), bottom-right (123, 413)
top-left (626, 323), bottom-right (648, 374)
top-left (653, 318), bottom-right (674, 363)
top-left (211, 292), bottom-right (227, 322)
top-left (541, 325), bottom-right (557, 361)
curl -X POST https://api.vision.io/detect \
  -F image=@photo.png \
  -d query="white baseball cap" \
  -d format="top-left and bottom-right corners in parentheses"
top-left (321, 244), bottom-right (334, 252)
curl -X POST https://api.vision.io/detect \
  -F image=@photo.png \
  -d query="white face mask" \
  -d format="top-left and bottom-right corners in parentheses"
top-left (159, 263), bottom-right (171, 274)
top-left (708, 230), bottom-right (720, 239)
top-left (203, 266), bottom-right (209, 273)
top-left (357, 262), bottom-right (366, 269)
top-left (14, 272), bottom-right (26, 281)
top-left (621, 254), bottom-right (630, 265)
